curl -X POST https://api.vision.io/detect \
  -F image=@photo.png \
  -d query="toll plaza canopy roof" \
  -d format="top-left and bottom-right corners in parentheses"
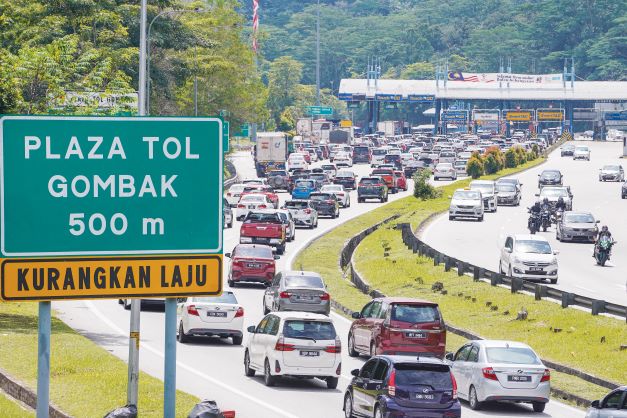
top-left (338, 79), bottom-right (627, 101)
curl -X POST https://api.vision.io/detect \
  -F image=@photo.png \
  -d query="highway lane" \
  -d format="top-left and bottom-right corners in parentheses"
top-left (422, 140), bottom-right (627, 306)
top-left (54, 151), bottom-right (584, 418)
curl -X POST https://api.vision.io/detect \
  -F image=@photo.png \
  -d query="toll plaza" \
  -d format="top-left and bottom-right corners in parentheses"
top-left (338, 61), bottom-right (627, 139)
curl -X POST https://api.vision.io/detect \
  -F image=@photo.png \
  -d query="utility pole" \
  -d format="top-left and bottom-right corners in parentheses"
top-left (315, 0), bottom-right (321, 106)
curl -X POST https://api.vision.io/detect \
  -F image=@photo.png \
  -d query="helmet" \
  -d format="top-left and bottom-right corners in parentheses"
top-left (543, 197), bottom-right (549, 204)
top-left (557, 196), bottom-right (564, 203)
top-left (602, 225), bottom-right (609, 233)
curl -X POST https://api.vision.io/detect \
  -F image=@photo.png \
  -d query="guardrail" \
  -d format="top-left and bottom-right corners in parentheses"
top-left (224, 159), bottom-right (238, 188)
top-left (398, 223), bottom-right (627, 322)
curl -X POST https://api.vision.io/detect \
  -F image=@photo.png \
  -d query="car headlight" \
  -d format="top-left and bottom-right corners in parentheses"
top-left (512, 256), bottom-right (521, 263)
top-left (551, 257), bottom-right (558, 265)
top-left (449, 205), bottom-right (458, 211)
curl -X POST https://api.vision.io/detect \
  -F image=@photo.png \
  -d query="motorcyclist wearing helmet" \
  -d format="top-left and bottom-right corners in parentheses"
top-left (595, 225), bottom-right (614, 257)
top-left (529, 201), bottom-right (542, 214)
top-left (555, 196), bottom-right (566, 211)
top-left (540, 197), bottom-right (552, 212)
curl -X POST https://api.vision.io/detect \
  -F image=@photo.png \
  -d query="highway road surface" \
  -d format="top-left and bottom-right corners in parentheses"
top-left (422, 140), bottom-right (627, 306)
top-left (54, 151), bottom-right (586, 418)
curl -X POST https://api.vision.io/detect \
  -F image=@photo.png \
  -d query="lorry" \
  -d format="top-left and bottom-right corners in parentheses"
top-left (296, 118), bottom-right (313, 140)
top-left (329, 129), bottom-right (350, 144)
top-left (254, 132), bottom-right (288, 177)
top-left (312, 120), bottom-right (332, 143)
top-left (377, 120), bottom-right (401, 137)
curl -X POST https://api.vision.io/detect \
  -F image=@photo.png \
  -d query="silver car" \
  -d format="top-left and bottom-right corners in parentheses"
top-left (283, 199), bottom-right (318, 228)
top-left (263, 271), bottom-right (330, 315)
top-left (599, 164), bottom-right (624, 182)
top-left (470, 180), bottom-right (497, 212)
top-left (556, 211), bottom-right (599, 242)
top-left (586, 386), bottom-right (627, 418)
top-left (447, 340), bottom-right (550, 413)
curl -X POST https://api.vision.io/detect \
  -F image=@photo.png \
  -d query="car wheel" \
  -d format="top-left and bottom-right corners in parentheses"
top-left (532, 402), bottom-right (546, 413)
top-left (326, 377), bottom-right (339, 389)
top-left (374, 406), bottom-right (383, 418)
top-left (232, 335), bottom-right (243, 346)
top-left (347, 199), bottom-right (351, 208)
top-left (228, 279), bottom-right (235, 288)
top-left (469, 385), bottom-right (482, 410)
top-left (478, 215), bottom-right (484, 221)
top-left (177, 322), bottom-right (189, 343)
top-left (264, 359), bottom-right (277, 387)
top-left (277, 245), bottom-right (285, 255)
top-left (343, 392), bottom-right (355, 418)
top-left (244, 350), bottom-right (255, 377)
top-left (508, 265), bottom-right (513, 278)
top-left (449, 215), bottom-right (454, 221)
top-left (123, 299), bottom-right (130, 310)
top-left (348, 332), bottom-right (359, 357)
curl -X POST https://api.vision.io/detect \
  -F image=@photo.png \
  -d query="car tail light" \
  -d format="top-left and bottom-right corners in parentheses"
top-left (259, 204), bottom-right (267, 209)
top-left (541, 369), bottom-right (551, 382)
top-left (325, 337), bottom-right (342, 354)
top-left (234, 307), bottom-right (244, 318)
top-left (237, 204), bottom-right (245, 208)
top-left (482, 367), bottom-right (498, 380)
top-left (304, 208), bottom-right (312, 214)
top-left (221, 411), bottom-right (236, 418)
top-left (232, 260), bottom-right (244, 269)
top-left (319, 292), bottom-right (330, 301)
top-left (187, 305), bottom-right (199, 316)
top-left (279, 291), bottom-right (291, 299)
top-left (450, 372), bottom-right (458, 399)
top-left (388, 370), bottom-right (396, 396)
top-left (338, 193), bottom-right (344, 197)
top-left (274, 336), bottom-right (295, 351)
top-left (226, 192), bottom-right (232, 197)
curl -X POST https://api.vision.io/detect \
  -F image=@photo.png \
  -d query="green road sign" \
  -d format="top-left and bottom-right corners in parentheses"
top-left (223, 121), bottom-right (230, 152)
top-left (305, 106), bottom-right (333, 116)
top-left (0, 116), bottom-right (223, 256)
top-left (236, 123), bottom-right (250, 137)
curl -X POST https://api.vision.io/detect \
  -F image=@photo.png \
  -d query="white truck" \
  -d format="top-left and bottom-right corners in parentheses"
top-left (254, 132), bottom-right (288, 177)
top-left (296, 118), bottom-right (313, 140)
top-left (377, 120), bottom-right (401, 137)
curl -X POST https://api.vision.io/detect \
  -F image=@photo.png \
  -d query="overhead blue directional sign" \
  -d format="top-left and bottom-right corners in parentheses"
top-left (442, 110), bottom-right (468, 121)
top-left (605, 111), bottom-right (627, 121)
top-left (375, 94), bottom-right (403, 102)
top-left (407, 94), bottom-right (435, 103)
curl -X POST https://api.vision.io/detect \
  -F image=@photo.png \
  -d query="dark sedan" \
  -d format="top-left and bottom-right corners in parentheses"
top-left (496, 183), bottom-right (521, 206)
top-left (308, 192), bottom-right (340, 218)
top-left (404, 160), bottom-right (427, 179)
top-left (538, 169), bottom-right (563, 187)
top-left (599, 165), bottom-right (624, 182)
top-left (334, 170), bottom-right (357, 190)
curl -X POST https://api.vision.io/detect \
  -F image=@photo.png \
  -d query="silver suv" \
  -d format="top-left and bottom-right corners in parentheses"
top-left (263, 271), bottom-right (330, 315)
top-left (282, 199), bottom-right (318, 229)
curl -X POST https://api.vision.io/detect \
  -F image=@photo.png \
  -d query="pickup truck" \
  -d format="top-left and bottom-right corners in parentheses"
top-left (371, 168), bottom-right (396, 192)
top-left (239, 211), bottom-right (287, 254)
top-left (358, 177), bottom-right (388, 203)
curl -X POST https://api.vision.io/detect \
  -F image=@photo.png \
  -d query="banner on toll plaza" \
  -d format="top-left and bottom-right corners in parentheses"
top-left (448, 72), bottom-right (563, 84)
top-left (504, 110), bottom-right (534, 122)
top-left (537, 110), bottom-right (564, 121)
top-left (472, 110), bottom-right (500, 122)
top-left (0, 116), bottom-right (223, 301)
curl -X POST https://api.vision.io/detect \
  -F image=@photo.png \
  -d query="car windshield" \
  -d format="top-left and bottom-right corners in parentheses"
top-left (229, 185), bottom-right (246, 193)
top-left (295, 181), bottom-right (314, 188)
top-left (540, 188), bottom-right (568, 198)
top-left (310, 174), bottom-right (325, 180)
top-left (499, 179), bottom-right (517, 185)
top-left (564, 213), bottom-right (595, 223)
top-left (353, 147), bottom-right (369, 154)
top-left (372, 169), bottom-right (392, 175)
top-left (394, 364), bottom-right (452, 388)
top-left (322, 165), bottom-right (335, 170)
top-left (234, 246), bottom-right (273, 258)
top-left (541, 171), bottom-right (560, 178)
top-left (516, 240), bottom-right (552, 254)
top-left (285, 201), bottom-right (308, 209)
top-left (485, 347), bottom-right (541, 365)
top-left (244, 213), bottom-right (281, 223)
top-left (391, 304), bottom-right (439, 323)
top-left (322, 185), bottom-right (342, 192)
top-left (285, 275), bottom-right (324, 289)
top-left (497, 184), bottom-right (516, 192)
top-left (603, 165), bottom-right (620, 171)
top-left (193, 292), bottom-right (238, 304)
top-left (283, 320), bottom-right (336, 340)
top-left (336, 171), bottom-right (353, 178)
top-left (453, 191), bottom-right (480, 200)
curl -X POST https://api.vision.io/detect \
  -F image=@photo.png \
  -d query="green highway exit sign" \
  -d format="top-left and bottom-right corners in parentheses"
top-left (305, 106), bottom-right (333, 116)
top-left (0, 116), bottom-right (224, 256)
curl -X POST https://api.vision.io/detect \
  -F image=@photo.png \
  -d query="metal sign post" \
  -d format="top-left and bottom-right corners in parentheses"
top-left (36, 302), bottom-right (51, 418)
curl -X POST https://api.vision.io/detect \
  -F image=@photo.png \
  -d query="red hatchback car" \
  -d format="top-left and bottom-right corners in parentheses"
top-left (348, 297), bottom-right (446, 359)
top-left (393, 171), bottom-right (408, 192)
top-left (225, 244), bottom-right (277, 287)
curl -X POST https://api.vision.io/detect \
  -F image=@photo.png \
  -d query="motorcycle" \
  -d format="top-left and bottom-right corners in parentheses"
top-left (540, 209), bottom-right (552, 232)
top-left (553, 207), bottom-right (564, 224)
top-left (527, 211), bottom-right (541, 234)
top-left (594, 236), bottom-right (615, 266)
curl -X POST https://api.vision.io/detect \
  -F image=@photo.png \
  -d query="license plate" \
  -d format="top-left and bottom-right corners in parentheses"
top-left (405, 332), bottom-right (426, 339)
top-left (299, 350), bottom-right (319, 357)
top-left (529, 267), bottom-right (543, 272)
top-left (207, 312), bottom-right (227, 318)
top-left (296, 295), bottom-right (314, 301)
top-left (414, 393), bottom-right (435, 400)
top-left (247, 263), bottom-right (262, 269)
top-left (508, 375), bottom-right (531, 382)
top-left (248, 205), bottom-right (255, 209)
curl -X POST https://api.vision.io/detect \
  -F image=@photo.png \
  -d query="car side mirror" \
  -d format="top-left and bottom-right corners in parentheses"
top-left (225, 252), bottom-right (231, 258)
top-left (553, 250), bottom-right (560, 255)
top-left (506, 247), bottom-right (513, 253)
top-left (351, 312), bottom-right (361, 319)
top-left (351, 369), bottom-right (360, 377)
top-left (247, 325), bottom-right (256, 333)
top-left (591, 400), bottom-right (600, 408)
top-left (445, 352), bottom-right (454, 361)
top-left (534, 193), bottom-right (540, 197)
top-left (274, 255), bottom-right (280, 260)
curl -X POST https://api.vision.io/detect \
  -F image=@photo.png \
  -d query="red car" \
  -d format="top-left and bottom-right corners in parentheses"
top-left (240, 185), bottom-right (279, 209)
top-left (225, 244), bottom-right (277, 287)
top-left (347, 297), bottom-right (446, 359)
top-left (394, 171), bottom-right (408, 192)
top-left (371, 168), bottom-right (395, 192)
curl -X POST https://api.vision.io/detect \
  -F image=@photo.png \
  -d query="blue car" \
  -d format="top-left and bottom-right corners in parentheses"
top-left (344, 355), bottom-right (461, 418)
top-left (291, 179), bottom-right (317, 199)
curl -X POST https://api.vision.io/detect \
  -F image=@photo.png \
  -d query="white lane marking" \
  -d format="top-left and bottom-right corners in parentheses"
top-left (84, 301), bottom-right (300, 418)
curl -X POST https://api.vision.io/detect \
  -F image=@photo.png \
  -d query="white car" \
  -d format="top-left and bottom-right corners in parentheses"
top-left (321, 164), bottom-right (337, 179)
top-left (371, 147), bottom-right (389, 167)
top-left (276, 209), bottom-right (296, 241)
top-left (470, 180), bottom-right (497, 212)
top-left (334, 152), bottom-right (353, 167)
top-left (243, 311), bottom-right (342, 389)
top-left (242, 178), bottom-right (268, 186)
top-left (449, 189), bottom-right (484, 221)
top-left (176, 292), bottom-right (244, 345)
top-left (320, 184), bottom-right (350, 207)
top-left (447, 340), bottom-right (550, 413)
top-left (434, 163), bottom-right (458, 180)
top-left (225, 183), bottom-right (247, 207)
top-left (287, 155), bottom-right (308, 171)
top-left (499, 234), bottom-right (558, 284)
top-left (236, 194), bottom-right (273, 220)
top-left (283, 199), bottom-right (318, 228)
top-left (573, 145), bottom-right (591, 161)
top-left (454, 159), bottom-right (468, 175)
top-left (400, 153), bottom-right (415, 165)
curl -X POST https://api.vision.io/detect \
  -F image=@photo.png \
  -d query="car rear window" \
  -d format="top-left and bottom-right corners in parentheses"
top-left (285, 201), bottom-right (308, 209)
top-left (244, 213), bottom-right (281, 223)
top-left (373, 149), bottom-right (388, 155)
top-left (360, 178), bottom-right (380, 185)
top-left (295, 180), bottom-right (315, 188)
top-left (234, 246), bottom-right (273, 258)
top-left (372, 169), bottom-right (393, 175)
top-left (353, 147), bottom-right (369, 155)
top-left (391, 304), bottom-right (439, 323)
top-left (485, 347), bottom-right (541, 365)
top-left (310, 194), bottom-right (334, 201)
top-left (336, 171), bottom-right (354, 178)
top-left (241, 195), bottom-right (265, 202)
top-left (283, 320), bottom-right (336, 340)
top-left (285, 275), bottom-right (324, 289)
top-left (193, 292), bottom-right (237, 304)
top-left (394, 363), bottom-right (452, 388)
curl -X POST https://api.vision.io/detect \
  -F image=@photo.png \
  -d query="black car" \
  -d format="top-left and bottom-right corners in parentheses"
top-left (334, 170), bottom-right (357, 190)
top-left (266, 170), bottom-right (290, 191)
top-left (383, 154), bottom-right (402, 169)
top-left (404, 160), bottom-right (427, 178)
top-left (352, 145), bottom-right (371, 164)
top-left (308, 192), bottom-right (340, 218)
top-left (343, 355), bottom-right (461, 418)
top-left (538, 169), bottom-right (563, 187)
top-left (309, 172), bottom-right (330, 188)
top-left (357, 177), bottom-right (388, 203)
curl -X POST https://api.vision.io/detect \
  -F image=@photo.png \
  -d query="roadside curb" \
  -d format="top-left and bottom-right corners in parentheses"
top-left (0, 368), bottom-right (72, 418)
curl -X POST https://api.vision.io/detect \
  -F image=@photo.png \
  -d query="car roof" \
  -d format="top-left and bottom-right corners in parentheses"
top-left (271, 311), bottom-right (332, 321)
top-left (512, 234), bottom-right (550, 242)
top-left (378, 355), bottom-right (447, 366)
top-left (470, 180), bottom-right (495, 185)
top-left (282, 270), bottom-right (322, 278)
top-left (470, 340), bottom-right (533, 349)
top-left (373, 297), bottom-right (438, 306)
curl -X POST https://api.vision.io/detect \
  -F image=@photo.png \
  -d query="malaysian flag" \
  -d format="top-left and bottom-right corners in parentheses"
top-left (252, 0), bottom-right (259, 53)
top-left (448, 71), bottom-right (494, 83)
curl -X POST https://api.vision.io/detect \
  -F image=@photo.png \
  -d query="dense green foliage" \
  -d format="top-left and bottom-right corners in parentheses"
top-left (413, 168), bottom-right (439, 200)
top-left (251, 0), bottom-right (626, 91)
top-left (0, 0), bottom-right (267, 128)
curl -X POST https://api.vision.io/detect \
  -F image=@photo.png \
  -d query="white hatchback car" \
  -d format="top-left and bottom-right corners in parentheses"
top-left (320, 184), bottom-right (351, 207)
top-left (225, 183), bottom-right (247, 207)
top-left (499, 234), bottom-right (559, 284)
top-left (447, 340), bottom-right (550, 413)
top-left (287, 155), bottom-right (308, 171)
top-left (177, 292), bottom-right (244, 345)
top-left (244, 312), bottom-right (341, 389)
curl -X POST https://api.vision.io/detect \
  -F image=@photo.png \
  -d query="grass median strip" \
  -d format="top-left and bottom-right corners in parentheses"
top-left (0, 389), bottom-right (34, 417)
top-left (294, 156), bottom-right (626, 404)
top-left (0, 302), bottom-right (199, 417)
